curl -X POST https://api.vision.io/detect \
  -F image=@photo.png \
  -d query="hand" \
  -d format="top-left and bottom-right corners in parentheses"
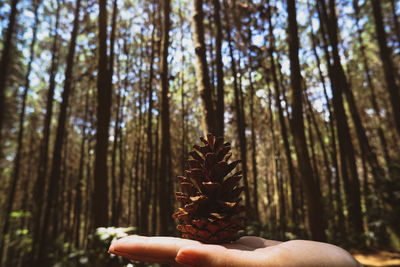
top-left (108, 235), bottom-right (362, 267)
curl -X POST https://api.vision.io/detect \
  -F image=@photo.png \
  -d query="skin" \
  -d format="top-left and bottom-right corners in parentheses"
top-left (108, 235), bottom-right (362, 267)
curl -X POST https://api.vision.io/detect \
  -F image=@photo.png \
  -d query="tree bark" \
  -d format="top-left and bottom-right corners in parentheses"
top-left (193, 0), bottom-right (217, 135)
top-left (152, 112), bottom-right (160, 235)
top-left (265, 1), bottom-right (297, 225)
top-left (0, 0), bottom-right (36, 258)
top-left (307, 0), bottom-right (346, 238)
top-left (0, 0), bottom-right (19, 148)
top-left (141, 12), bottom-right (156, 233)
top-left (287, 0), bottom-right (326, 241)
top-left (249, 71), bottom-right (260, 221)
top-left (370, 0), bottom-right (400, 136)
top-left (317, 0), bottom-right (364, 241)
top-left (223, 0), bottom-right (252, 217)
top-left (111, 83), bottom-right (122, 226)
top-left (353, 0), bottom-right (391, 170)
top-left (159, 0), bottom-right (173, 235)
top-left (93, 0), bottom-right (112, 229)
top-left (43, 0), bottom-right (81, 243)
top-left (32, 1), bottom-right (60, 263)
top-left (74, 89), bottom-right (90, 248)
top-left (213, 0), bottom-right (224, 137)
top-left (305, 94), bottom-right (334, 223)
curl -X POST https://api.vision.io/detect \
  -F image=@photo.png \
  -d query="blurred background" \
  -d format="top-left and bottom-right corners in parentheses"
top-left (0, 0), bottom-right (399, 266)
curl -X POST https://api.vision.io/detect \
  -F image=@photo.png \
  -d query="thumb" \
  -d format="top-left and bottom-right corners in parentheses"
top-left (175, 244), bottom-right (264, 267)
top-left (175, 245), bottom-right (227, 267)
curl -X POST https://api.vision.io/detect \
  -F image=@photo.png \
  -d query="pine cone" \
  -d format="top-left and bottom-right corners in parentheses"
top-left (172, 134), bottom-right (245, 244)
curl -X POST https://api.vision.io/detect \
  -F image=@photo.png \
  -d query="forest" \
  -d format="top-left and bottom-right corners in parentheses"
top-left (0, 0), bottom-right (400, 266)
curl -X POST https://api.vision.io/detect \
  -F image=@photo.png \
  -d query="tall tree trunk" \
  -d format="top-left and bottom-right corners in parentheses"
top-left (305, 94), bottom-right (334, 223)
top-left (342, 82), bottom-right (383, 186)
top-left (370, 0), bottom-right (400, 136)
top-left (74, 90), bottom-right (90, 248)
top-left (223, 0), bottom-right (252, 216)
top-left (141, 13), bottom-right (156, 234)
top-left (43, 0), bottom-right (81, 243)
top-left (0, 0), bottom-right (38, 257)
top-left (132, 31), bottom-right (144, 228)
top-left (213, 0), bottom-right (224, 137)
top-left (353, 0), bottom-right (392, 170)
top-left (109, 0), bottom-right (119, 226)
top-left (266, 81), bottom-right (277, 232)
top-left (304, 99), bottom-right (322, 204)
top-left (84, 130), bottom-right (93, 246)
top-left (111, 84), bottom-right (122, 226)
top-left (287, 0), bottom-right (326, 241)
top-left (116, 39), bottom-right (131, 226)
top-left (0, 0), bottom-right (19, 148)
top-left (134, 77), bottom-right (144, 229)
top-left (193, 0), bottom-right (217, 135)
top-left (32, 1), bottom-right (60, 263)
top-left (249, 71), bottom-right (260, 221)
top-left (307, 0), bottom-right (346, 238)
top-left (152, 112), bottom-right (160, 235)
top-left (159, 0), bottom-right (173, 235)
top-left (265, 1), bottom-right (297, 225)
top-left (179, 2), bottom-right (187, 174)
top-left (93, 0), bottom-right (112, 229)
top-left (116, 92), bottom-right (126, 226)
top-left (317, 0), bottom-right (364, 242)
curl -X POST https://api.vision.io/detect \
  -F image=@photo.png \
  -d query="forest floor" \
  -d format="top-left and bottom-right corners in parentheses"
top-left (351, 249), bottom-right (400, 266)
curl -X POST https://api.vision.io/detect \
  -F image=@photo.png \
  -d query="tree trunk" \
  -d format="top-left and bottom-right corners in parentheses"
top-left (287, 0), bottom-right (326, 241)
top-left (74, 90), bottom-right (89, 248)
top-left (179, 3), bottom-right (187, 174)
top-left (159, 0), bottom-right (173, 235)
top-left (116, 39), bottom-right (131, 226)
top-left (111, 84), bottom-right (122, 226)
top-left (266, 81), bottom-right (277, 232)
top-left (141, 13), bottom-right (156, 233)
top-left (249, 71), bottom-right (260, 221)
top-left (116, 93), bottom-right (126, 226)
top-left (32, 1), bottom-right (61, 263)
top-left (93, 0), bottom-right (112, 229)
top-left (265, 1), bottom-right (297, 225)
top-left (370, 0), bottom-right (400, 136)
top-left (305, 94), bottom-right (334, 224)
top-left (213, 0), bottom-right (224, 137)
top-left (317, 0), bottom-right (364, 242)
top-left (353, 0), bottom-right (392, 170)
top-left (223, 0), bottom-right (252, 216)
top-left (134, 76), bottom-right (144, 229)
top-left (307, 0), bottom-right (346, 238)
top-left (193, 0), bottom-right (217, 135)
top-left (0, 0), bottom-right (36, 259)
top-left (0, 0), bottom-right (19, 147)
top-left (42, 0), bottom-right (81, 245)
top-left (152, 112), bottom-right (160, 235)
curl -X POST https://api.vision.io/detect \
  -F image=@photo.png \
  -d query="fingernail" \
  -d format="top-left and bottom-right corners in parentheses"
top-left (175, 252), bottom-right (199, 266)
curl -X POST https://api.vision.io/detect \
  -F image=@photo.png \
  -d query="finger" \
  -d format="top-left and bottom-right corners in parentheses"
top-left (237, 236), bottom-right (282, 248)
top-left (110, 250), bottom-right (189, 267)
top-left (109, 235), bottom-right (200, 264)
top-left (110, 250), bottom-right (174, 265)
top-left (176, 244), bottom-right (267, 267)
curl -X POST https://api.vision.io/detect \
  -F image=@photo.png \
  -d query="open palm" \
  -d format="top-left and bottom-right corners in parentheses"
top-left (108, 235), bottom-right (361, 267)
